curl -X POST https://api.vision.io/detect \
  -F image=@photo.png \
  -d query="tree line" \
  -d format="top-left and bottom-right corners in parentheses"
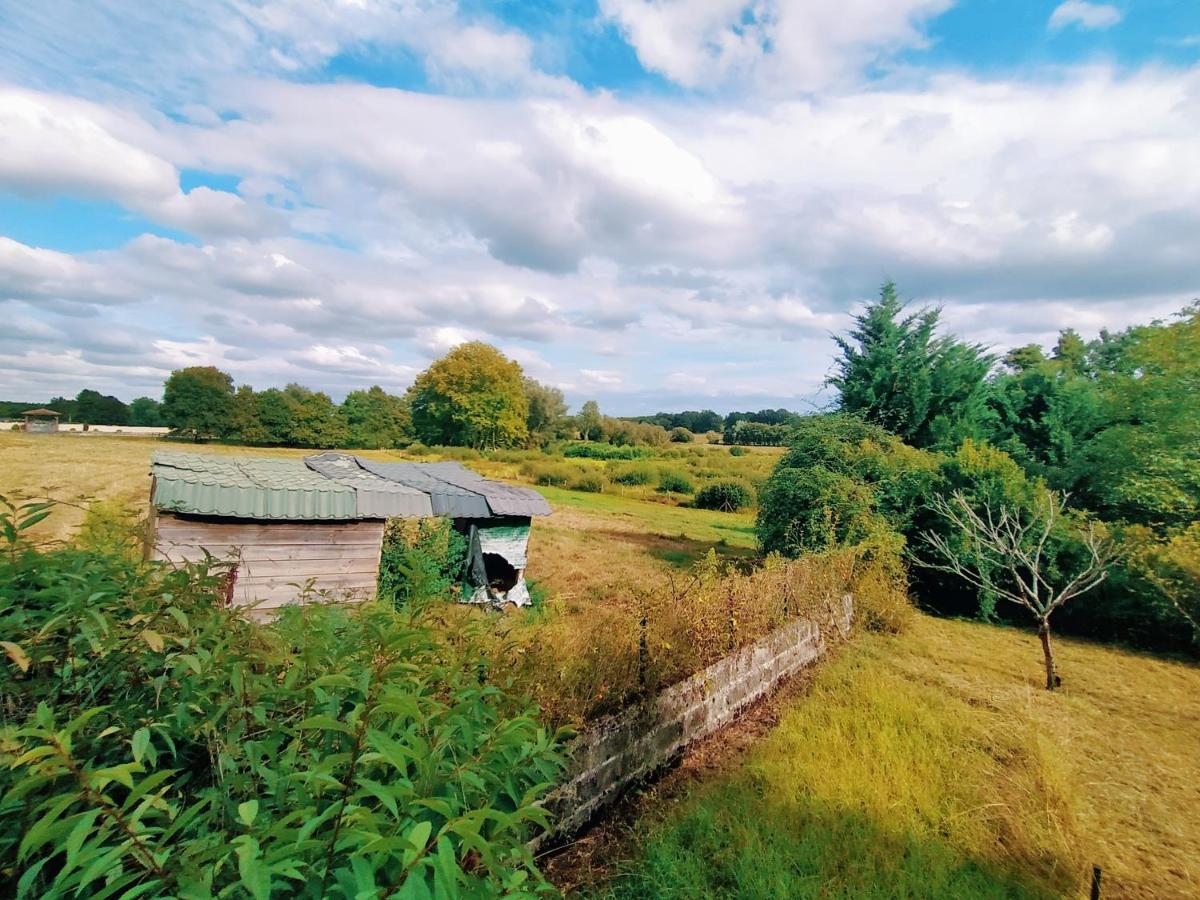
top-left (157, 342), bottom-right (679, 450)
top-left (1, 391), bottom-right (163, 426)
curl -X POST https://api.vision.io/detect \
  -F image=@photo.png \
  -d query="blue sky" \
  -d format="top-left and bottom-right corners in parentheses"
top-left (1, 1), bottom-right (1198, 412)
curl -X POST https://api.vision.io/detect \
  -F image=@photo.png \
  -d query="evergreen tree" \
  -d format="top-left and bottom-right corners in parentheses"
top-left (828, 281), bottom-right (993, 449)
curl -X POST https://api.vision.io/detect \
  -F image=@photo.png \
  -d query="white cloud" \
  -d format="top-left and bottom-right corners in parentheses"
top-left (1048, 2), bottom-right (1122, 32)
top-left (599, 0), bottom-right (951, 91)
top-left (0, 87), bottom-right (263, 237)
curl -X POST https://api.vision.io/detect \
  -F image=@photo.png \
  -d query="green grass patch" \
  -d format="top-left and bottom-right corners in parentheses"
top-left (532, 485), bottom-right (757, 549)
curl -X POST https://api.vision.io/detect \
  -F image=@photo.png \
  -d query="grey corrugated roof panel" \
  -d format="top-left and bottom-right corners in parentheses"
top-left (418, 461), bottom-right (552, 517)
top-left (151, 452), bottom-right (359, 520)
top-left (304, 453), bottom-right (434, 519)
top-left (355, 459), bottom-right (493, 518)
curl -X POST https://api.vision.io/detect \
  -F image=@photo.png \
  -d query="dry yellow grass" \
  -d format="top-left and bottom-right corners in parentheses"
top-left (605, 614), bottom-right (1200, 899)
top-left (0, 432), bottom-right (754, 602)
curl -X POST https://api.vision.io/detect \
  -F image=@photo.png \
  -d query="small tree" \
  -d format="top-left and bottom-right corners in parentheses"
top-left (921, 490), bottom-right (1118, 689)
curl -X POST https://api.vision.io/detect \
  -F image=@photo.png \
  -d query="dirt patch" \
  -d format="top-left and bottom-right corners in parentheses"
top-left (538, 664), bottom-right (823, 895)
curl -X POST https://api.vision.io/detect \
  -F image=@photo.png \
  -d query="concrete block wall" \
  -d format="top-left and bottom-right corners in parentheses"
top-left (536, 594), bottom-right (853, 847)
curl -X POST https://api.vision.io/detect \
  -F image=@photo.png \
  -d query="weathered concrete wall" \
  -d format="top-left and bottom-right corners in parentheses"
top-left (537, 594), bottom-right (853, 848)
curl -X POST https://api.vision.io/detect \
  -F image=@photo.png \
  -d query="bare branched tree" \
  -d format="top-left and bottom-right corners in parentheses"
top-left (921, 490), bottom-right (1119, 690)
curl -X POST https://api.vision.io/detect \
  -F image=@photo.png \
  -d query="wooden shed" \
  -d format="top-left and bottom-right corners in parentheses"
top-left (22, 408), bottom-right (61, 433)
top-left (149, 452), bottom-right (550, 615)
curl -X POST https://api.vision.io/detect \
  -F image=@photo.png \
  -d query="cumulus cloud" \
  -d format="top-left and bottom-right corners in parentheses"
top-left (1048, 2), bottom-right (1123, 32)
top-left (0, 88), bottom-right (265, 238)
top-left (599, 0), bottom-right (951, 91)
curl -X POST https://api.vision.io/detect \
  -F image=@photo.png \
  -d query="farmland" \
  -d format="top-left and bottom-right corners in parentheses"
top-left (3, 431), bottom-right (1199, 898)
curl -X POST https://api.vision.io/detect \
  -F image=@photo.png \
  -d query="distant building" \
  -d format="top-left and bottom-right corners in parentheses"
top-left (21, 408), bottom-right (61, 433)
top-left (147, 451), bottom-right (551, 616)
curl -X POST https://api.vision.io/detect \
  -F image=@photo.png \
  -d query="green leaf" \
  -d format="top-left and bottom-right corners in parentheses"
top-left (131, 727), bottom-right (151, 764)
top-left (238, 799), bottom-right (259, 827)
top-left (236, 837), bottom-right (271, 900)
top-left (403, 820), bottom-right (432, 867)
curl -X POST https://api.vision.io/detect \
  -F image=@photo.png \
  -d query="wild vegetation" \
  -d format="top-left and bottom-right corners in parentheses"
top-left (0, 499), bottom-right (565, 898)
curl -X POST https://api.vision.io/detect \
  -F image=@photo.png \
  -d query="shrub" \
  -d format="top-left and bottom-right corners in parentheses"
top-left (378, 516), bottom-right (468, 606)
top-left (563, 442), bottom-right (650, 460)
top-left (657, 470), bottom-right (695, 494)
top-left (522, 461), bottom-right (575, 486)
top-left (729, 445), bottom-right (746, 456)
top-left (669, 427), bottom-right (692, 443)
top-left (571, 472), bottom-right (607, 493)
top-left (611, 464), bottom-right (655, 486)
top-left (694, 480), bottom-right (754, 512)
top-left (0, 526), bottom-right (564, 898)
top-left (74, 497), bottom-right (147, 561)
top-left (757, 467), bottom-right (888, 556)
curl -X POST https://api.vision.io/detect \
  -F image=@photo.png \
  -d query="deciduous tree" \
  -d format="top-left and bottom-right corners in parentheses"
top-left (407, 342), bottom-right (528, 450)
top-left (922, 491), bottom-right (1118, 689)
top-left (161, 366), bottom-right (233, 442)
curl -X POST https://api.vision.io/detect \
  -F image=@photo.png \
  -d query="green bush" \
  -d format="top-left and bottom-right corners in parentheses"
top-left (669, 427), bottom-right (692, 443)
top-left (0, 520), bottom-right (564, 898)
top-left (378, 516), bottom-right (468, 606)
top-left (694, 481), bottom-right (755, 512)
top-left (611, 464), bottom-right (655, 486)
top-left (729, 445), bottom-right (746, 456)
top-left (522, 460), bottom-right (577, 487)
top-left (570, 473), bottom-right (607, 493)
top-left (657, 470), bottom-right (695, 494)
top-left (757, 467), bottom-right (887, 556)
top-left (563, 443), bottom-right (650, 460)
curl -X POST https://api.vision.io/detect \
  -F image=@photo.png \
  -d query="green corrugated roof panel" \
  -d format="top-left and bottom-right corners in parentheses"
top-left (151, 452), bottom-right (359, 520)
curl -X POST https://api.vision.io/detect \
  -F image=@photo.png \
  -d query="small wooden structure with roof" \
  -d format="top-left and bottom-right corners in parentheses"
top-left (148, 452), bottom-right (550, 615)
top-left (21, 408), bottom-right (61, 433)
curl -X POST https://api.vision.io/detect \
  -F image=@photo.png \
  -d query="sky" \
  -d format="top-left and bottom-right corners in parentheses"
top-left (1, 1), bottom-right (1198, 415)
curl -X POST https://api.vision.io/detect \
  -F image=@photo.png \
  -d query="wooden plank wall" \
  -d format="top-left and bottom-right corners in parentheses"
top-left (153, 515), bottom-right (385, 614)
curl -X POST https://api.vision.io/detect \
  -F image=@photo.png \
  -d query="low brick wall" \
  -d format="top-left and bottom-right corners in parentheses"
top-left (536, 594), bottom-right (853, 848)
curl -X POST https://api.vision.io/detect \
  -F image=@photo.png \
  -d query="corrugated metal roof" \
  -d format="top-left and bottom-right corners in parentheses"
top-left (304, 453), bottom-right (433, 518)
top-left (418, 462), bottom-right (552, 517)
top-left (354, 459), bottom-right (494, 518)
top-left (152, 453), bottom-right (359, 520)
top-left (151, 451), bottom-right (552, 522)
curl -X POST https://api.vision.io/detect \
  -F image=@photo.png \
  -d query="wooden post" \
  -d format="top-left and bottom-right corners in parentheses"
top-left (1090, 865), bottom-right (1102, 900)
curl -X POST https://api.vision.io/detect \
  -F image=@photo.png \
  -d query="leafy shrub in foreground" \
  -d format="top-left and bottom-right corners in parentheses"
top-left (0, 535), bottom-right (564, 898)
top-left (694, 481), bottom-right (754, 512)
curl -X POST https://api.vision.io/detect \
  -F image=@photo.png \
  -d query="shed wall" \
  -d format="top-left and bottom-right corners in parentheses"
top-left (153, 514), bottom-right (384, 614)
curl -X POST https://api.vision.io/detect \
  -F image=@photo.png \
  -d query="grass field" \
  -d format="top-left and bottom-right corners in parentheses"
top-left (0, 432), bottom-right (763, 606)
top-left (597, 614), bottom-right (1200, 899)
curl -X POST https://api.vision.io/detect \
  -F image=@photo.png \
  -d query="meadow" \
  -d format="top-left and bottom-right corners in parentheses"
top-left (4, 432), bottom-right (1198, 898)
